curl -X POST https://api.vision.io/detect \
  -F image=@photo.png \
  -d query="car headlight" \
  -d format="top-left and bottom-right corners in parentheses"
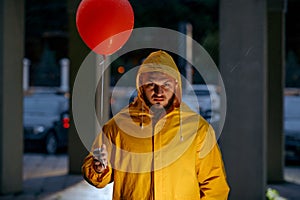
top-left (33, 126), bottom-right (45, 134)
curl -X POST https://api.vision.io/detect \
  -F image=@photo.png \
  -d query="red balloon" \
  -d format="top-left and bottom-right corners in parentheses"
top-left (76, 0), bottom-right (134, 55)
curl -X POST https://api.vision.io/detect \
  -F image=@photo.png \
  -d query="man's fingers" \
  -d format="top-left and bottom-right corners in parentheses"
top-left (93, 159), bottom-right (101, 165)
top-left (101, 144), bottom-right (107, 150)
top-left (94, 164), bottom-right (104, 173)
top-left (92, 144), bottom-right (108, 171)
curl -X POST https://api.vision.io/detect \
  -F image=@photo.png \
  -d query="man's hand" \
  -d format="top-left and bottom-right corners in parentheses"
top-left (92, 144), bottom-right (108, 173)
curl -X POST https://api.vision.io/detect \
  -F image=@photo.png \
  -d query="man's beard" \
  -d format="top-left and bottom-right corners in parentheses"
top-left (142, 92), bottom-right (176, 113)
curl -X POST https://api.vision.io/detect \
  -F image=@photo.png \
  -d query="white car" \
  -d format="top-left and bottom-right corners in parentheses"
top-left (182, 84), bottom-right (220, 122)
top-left (284, 94), bottom-right (300, 161)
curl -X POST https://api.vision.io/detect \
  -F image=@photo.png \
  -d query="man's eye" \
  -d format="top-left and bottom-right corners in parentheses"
top-left (164, 83), bottom-right (171, 87)
top-left (146, 83), bottom-right (155, 88)
top-left (163, 83), bottom-right (172, 89)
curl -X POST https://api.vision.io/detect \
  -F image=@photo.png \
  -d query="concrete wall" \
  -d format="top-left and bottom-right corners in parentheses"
top-left (67, 0), bottom-right (90, 174)
top-left (0, 0), bottom-right (24, 194)
top-left (219, 0), bottom-right (267, 199)
top-left (267, 0), bottom-right (285, 183)
top-left (67, 0), bottom-right (111, 174)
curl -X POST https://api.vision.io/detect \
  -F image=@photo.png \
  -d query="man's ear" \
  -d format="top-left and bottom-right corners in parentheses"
top-left (139, 86), bottom-right (144, 95)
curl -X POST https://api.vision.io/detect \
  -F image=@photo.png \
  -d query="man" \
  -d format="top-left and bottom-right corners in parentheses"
top-left (82, 50), bottom-right (230, 199)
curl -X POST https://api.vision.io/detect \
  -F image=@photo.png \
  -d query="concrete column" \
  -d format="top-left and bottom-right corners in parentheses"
top-left (0, 0), bottom-right (24, 194)
top-left (67, 0), bottom-right (110, 174)
top-left (67, 0), bottom-right (90, 174)
top-left (219, 0), bottom-right (267, 199)
top-left (95, 55), bottom-right (111, 126)
top-left (267, 0), bottom-right (285, 183)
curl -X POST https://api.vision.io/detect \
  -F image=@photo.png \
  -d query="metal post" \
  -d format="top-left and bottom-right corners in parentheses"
top-left (60, 58), bottom-right (70, 93)
top-left (23, 58), bottom-right (30, 91)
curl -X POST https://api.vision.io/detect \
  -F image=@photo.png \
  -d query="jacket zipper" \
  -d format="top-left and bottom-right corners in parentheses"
top-left (151, 123), bottom-right (155, 200)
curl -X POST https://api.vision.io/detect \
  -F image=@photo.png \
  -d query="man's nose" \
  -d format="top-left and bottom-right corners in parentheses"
top-left (154, 84), bottom-right (163, 94)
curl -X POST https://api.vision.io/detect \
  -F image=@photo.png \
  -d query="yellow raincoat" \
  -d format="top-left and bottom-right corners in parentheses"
top-left (82, 50), bottom-right (230, 199)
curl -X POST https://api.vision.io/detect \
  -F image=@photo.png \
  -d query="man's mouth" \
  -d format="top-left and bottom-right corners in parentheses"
top-left (153, 97), bottom-right (164, 102)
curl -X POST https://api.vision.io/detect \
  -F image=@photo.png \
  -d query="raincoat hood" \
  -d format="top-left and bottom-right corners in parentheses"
top-left (136, 50), bottom-right (182, 109)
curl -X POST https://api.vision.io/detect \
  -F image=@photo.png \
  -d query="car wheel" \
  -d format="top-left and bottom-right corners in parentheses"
top-left (46, 132), bottom-right (58, 154)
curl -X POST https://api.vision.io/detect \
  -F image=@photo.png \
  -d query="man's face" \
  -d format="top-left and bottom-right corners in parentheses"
top-left (141, 72), bottom-right (178, 110)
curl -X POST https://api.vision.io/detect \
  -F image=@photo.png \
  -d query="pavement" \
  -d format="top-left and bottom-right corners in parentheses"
top-left (269, 165), bottom-right (300, 200)
top-left (0, 153), bottom-right (113, 200)
top-left (0, 153), bottom-right (299, 200)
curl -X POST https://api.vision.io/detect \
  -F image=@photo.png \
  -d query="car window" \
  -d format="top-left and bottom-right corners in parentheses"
top-left (24, 94), bottom-right (68, 115)
top-left (285, 96), bottom-right (300, 119)
top-left (194, 90), bottom-right (210, 96)
top-left (187, 90), bottom-right (209, 96)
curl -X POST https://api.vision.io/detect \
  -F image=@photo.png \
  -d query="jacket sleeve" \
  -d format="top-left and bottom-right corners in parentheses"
top-left (81, 130), bottom-right (114, 188)
top-left (196, 124), bottom-right (230, 200)
top-left (82, 153), bottom-right (113, 188)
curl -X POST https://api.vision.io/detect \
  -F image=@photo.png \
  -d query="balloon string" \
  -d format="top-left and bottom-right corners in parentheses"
top-left (99, 55), bottom-right (106, 66)
top-left (100, 55), bottom-right (106, 120)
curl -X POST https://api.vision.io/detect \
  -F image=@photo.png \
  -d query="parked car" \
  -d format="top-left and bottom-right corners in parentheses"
top-left (110, 86), bottom-right (137, 116)
top-left (23, 92), bottom-right (70, 154)
top-left (284, 94), bottom-right (300, 161)
top-left (182, 84), bottom-right (220, 122)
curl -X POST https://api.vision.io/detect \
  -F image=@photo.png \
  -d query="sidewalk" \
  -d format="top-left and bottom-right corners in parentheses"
top-left (0, 153), bottom-right (299, 200)
top-left (268, 165), bottom-right (300, 200)
top-left (0, 153), bottom-right (113, 200)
